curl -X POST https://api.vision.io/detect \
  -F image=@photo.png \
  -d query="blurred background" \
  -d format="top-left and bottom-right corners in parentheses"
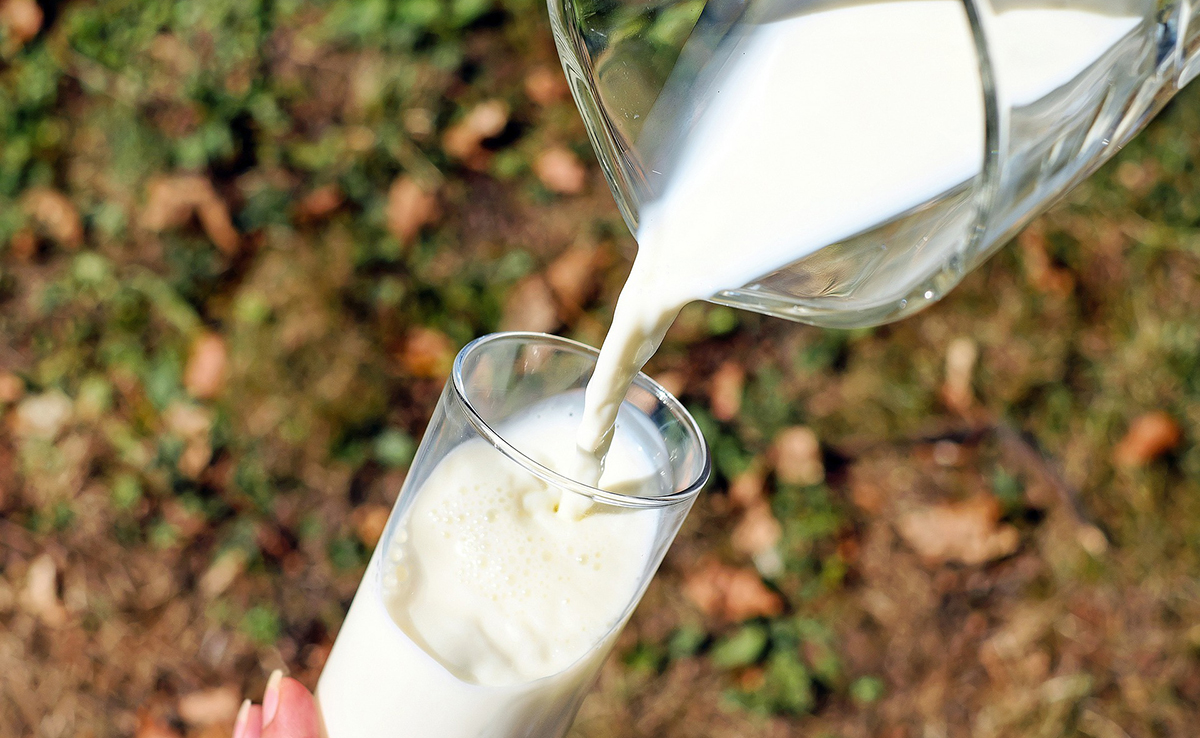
top-left (0, 1), bottom-right (1198, 736)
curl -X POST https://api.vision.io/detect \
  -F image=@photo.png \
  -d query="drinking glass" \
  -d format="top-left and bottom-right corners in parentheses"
top-left (316, 332), bottom-right (710, 738)
top-left (550, 0), bottom-right (1200, 328)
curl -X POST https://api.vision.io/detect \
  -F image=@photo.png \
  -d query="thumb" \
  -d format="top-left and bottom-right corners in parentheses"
top-left (261, 677), bottom-right (321, 738)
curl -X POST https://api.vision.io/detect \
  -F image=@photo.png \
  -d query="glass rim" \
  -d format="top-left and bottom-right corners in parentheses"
top-left (450, 331), bottom-right (710, 509)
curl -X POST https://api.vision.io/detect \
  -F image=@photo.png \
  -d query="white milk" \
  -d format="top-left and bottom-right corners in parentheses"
top-left (576, 0), bottom-right (1141, 464)
top-left (317, 393), bottom-right (667, 737)
top-left (319, 3), bottom-right (1142, 734)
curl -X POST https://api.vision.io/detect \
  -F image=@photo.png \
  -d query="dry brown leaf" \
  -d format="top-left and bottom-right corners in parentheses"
top-left (295, 184), bottom-right (344, 222)
top-left (9, 227), bottom-right (37, 260)
top-left (708, 361), bottom-right (744, 422)
top-left (400, 327), bottom-right (455, 379)
top-left (848, 475), bottom-right (885, 515)
top-left (184, 332), bottom-right (227, 400)
top-left (0, 0), bottom-right (42, 47)
top-left (142, 175), bottom-right (240, 254)
top-left (385, 177), bottom-right (440, 245)
top-left (1018, 225), bottom-right (1075, 296)
top-left (524, 66), bottom-right (568, 106)
top-left (941, 337), bottom-right (978, 414)
top-left (198, 550), bottom-right (246, 599)
top-left (731, 502), bottom-right (782, 559)
top-left (500, 275), bottom-right (558, 333)
top-left (442, 100), bottom-right (509, 168)
top-left (164, 402), bottom-right (214, 478)
top-left (896, 494), bottom-right (1019, 566)
top-left (545, 245), bottom-right (600, 312)
top-left (683, 559), bottom-right (783, 622)
top-left (22, 188), bottom-right (83, 249)
top-left (0, 371), bottom-right (24, 404)
top-left (12, 391), bottom-right (72, 440)
top-left (772, 426), bottom-right (824, 486)
top-left (178, 686), bottom-right (240, 726)
top-left (651, 370), bottom-right (686, 400)
top-left (136, 711), bottom-right (183, 738)
top-left (20, 553), bottom-right (67, 627)
top-left (727, 461), bottom-right (766, 508)
top-left (534, 147), bottom-right (587, 195)
top-left (164, 402), bottom-right (212, 440)
top-left (1113, 411), bottom-right (1182, 467)
top-left (353, 504), bottom-right (391, 549)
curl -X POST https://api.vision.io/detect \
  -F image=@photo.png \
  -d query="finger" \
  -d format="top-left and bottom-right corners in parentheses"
top-left (262, 677), bottom-right (321, 738)
top-left (234, 702), bottom-right (264, 738)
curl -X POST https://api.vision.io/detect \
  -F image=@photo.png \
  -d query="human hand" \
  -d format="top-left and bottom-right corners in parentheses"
top-left (233, 670), bottom-right (321, 738)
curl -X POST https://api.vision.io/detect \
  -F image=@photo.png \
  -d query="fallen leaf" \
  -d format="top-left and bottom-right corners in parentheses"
top-left (135, 711), bottom-right (182, 738)
top-left (12, 391), bottom-right (72, 440)
top-left (400, 327), bottom-right (455, 379)
top-left (534, 147), bottom-right (587, 195)
top-left (708, 361), bottom-right (744, 422)
top-left (941, 337), bottom-right (978, 414)
top-left (1018, 225), bottom-right (1075, 296)
top-left (142, 175), bottom-right (240, 254)
top-left (0, 371), bottom-right (24, 404)
top-left (442, 100), bottom-right (509, 169)
top-left (164, 402), bottom-right (214, 478)
top-left (199, 549), bottom-right (246, 599)
top-left (848, 475), bottom-right (885, 515)
top-left (772, 426), bottom-right (824, 486)
top-left (385, 177), bottom-right (440, 245)
top-left (192, 725), bottom-right (235, 738)
top-left (353, 504), bottom-right (391, 549)
top-left (896, 494), bottom-right (1019, 566)
top-left (20, 553), bottom-right (67, 627)
top-left (9, 228), bottom-right (37, 260)
top-left (737, 666), bottom-right (767, 691)
top-left (524, 66), bottom-right (568, 106)
top-left (164, 402), bottom-right (213, 439)
top-left (731, 502), bottom-right (782, 559)
top-left (22, 188), bottom-right (83, 249)
top-left (178, 686), bottom-right (240, 726)
top-left (651, 370), bottom-right (686, 400)
top-left (500, 275), bottom-right (558, 333)
top-left (1113, 411), bottom-right (1182, 467)
top-left (295, 184), bottom-right (344, 222)
top-left (184, 332), bottom-right (227, 400)
top-left (0, 0), bottom-right (42, 47)
top-left (683, 559), bottom-right (784, 622)
top-left (545, 245), bottom-right (600, 312)
top-left (727, 461), bottom-right (766, 508)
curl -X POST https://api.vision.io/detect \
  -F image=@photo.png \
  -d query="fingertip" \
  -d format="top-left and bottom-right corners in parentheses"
top-left (262, 669), bottom-right (284, 726)
top-left (239, 704), bottom-right (264, 738)
top-left (261, 678), bottom-right (320, 738)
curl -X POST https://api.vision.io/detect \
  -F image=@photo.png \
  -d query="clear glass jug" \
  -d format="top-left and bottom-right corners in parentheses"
top-left (549, 0), bottom-right (1200, 328)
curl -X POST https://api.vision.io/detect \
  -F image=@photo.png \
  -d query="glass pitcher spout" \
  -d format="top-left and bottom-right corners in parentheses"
top-left (550, 0), bottom-right (1200, 329)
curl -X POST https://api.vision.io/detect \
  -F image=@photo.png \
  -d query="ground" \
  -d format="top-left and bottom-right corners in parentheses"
top-left (0, 1), bottom-right (1198, 737)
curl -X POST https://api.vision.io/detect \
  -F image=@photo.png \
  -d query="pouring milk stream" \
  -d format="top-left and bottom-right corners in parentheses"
top-left (317, 1), bottom-right (1170, 735)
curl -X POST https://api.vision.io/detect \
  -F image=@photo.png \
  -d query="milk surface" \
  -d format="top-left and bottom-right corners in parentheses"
top-left (576, 0), bottom-right (1141, 464)
top-left (317, 393), bottom-right (667, 737)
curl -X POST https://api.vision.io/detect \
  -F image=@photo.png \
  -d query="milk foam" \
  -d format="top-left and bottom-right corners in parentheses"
top-left (384, 392), bottom-right (666, 685)
top-left (317, 393), bottom-right (669, 736)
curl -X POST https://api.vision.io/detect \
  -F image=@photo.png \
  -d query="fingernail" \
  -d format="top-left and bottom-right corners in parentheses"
top-left (262, 669), bottom-right (284, 727)
top-left (233, 699), bottom-right (251, 738)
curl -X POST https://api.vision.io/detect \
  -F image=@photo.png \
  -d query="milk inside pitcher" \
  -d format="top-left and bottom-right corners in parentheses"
top-left (549, 0), bottom-right (1200, 328)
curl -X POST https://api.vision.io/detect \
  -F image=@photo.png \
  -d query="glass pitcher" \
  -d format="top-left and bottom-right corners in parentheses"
top-left (548, 0), bottom-right (1200, 328)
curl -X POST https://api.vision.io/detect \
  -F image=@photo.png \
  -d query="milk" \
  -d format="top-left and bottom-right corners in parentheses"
top-left (319, 2), bottom-right (1143, 733)
top-left (576, 0), bottom-right (1141, 464)
top-left (317, 393), bottom-right (668, 737)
